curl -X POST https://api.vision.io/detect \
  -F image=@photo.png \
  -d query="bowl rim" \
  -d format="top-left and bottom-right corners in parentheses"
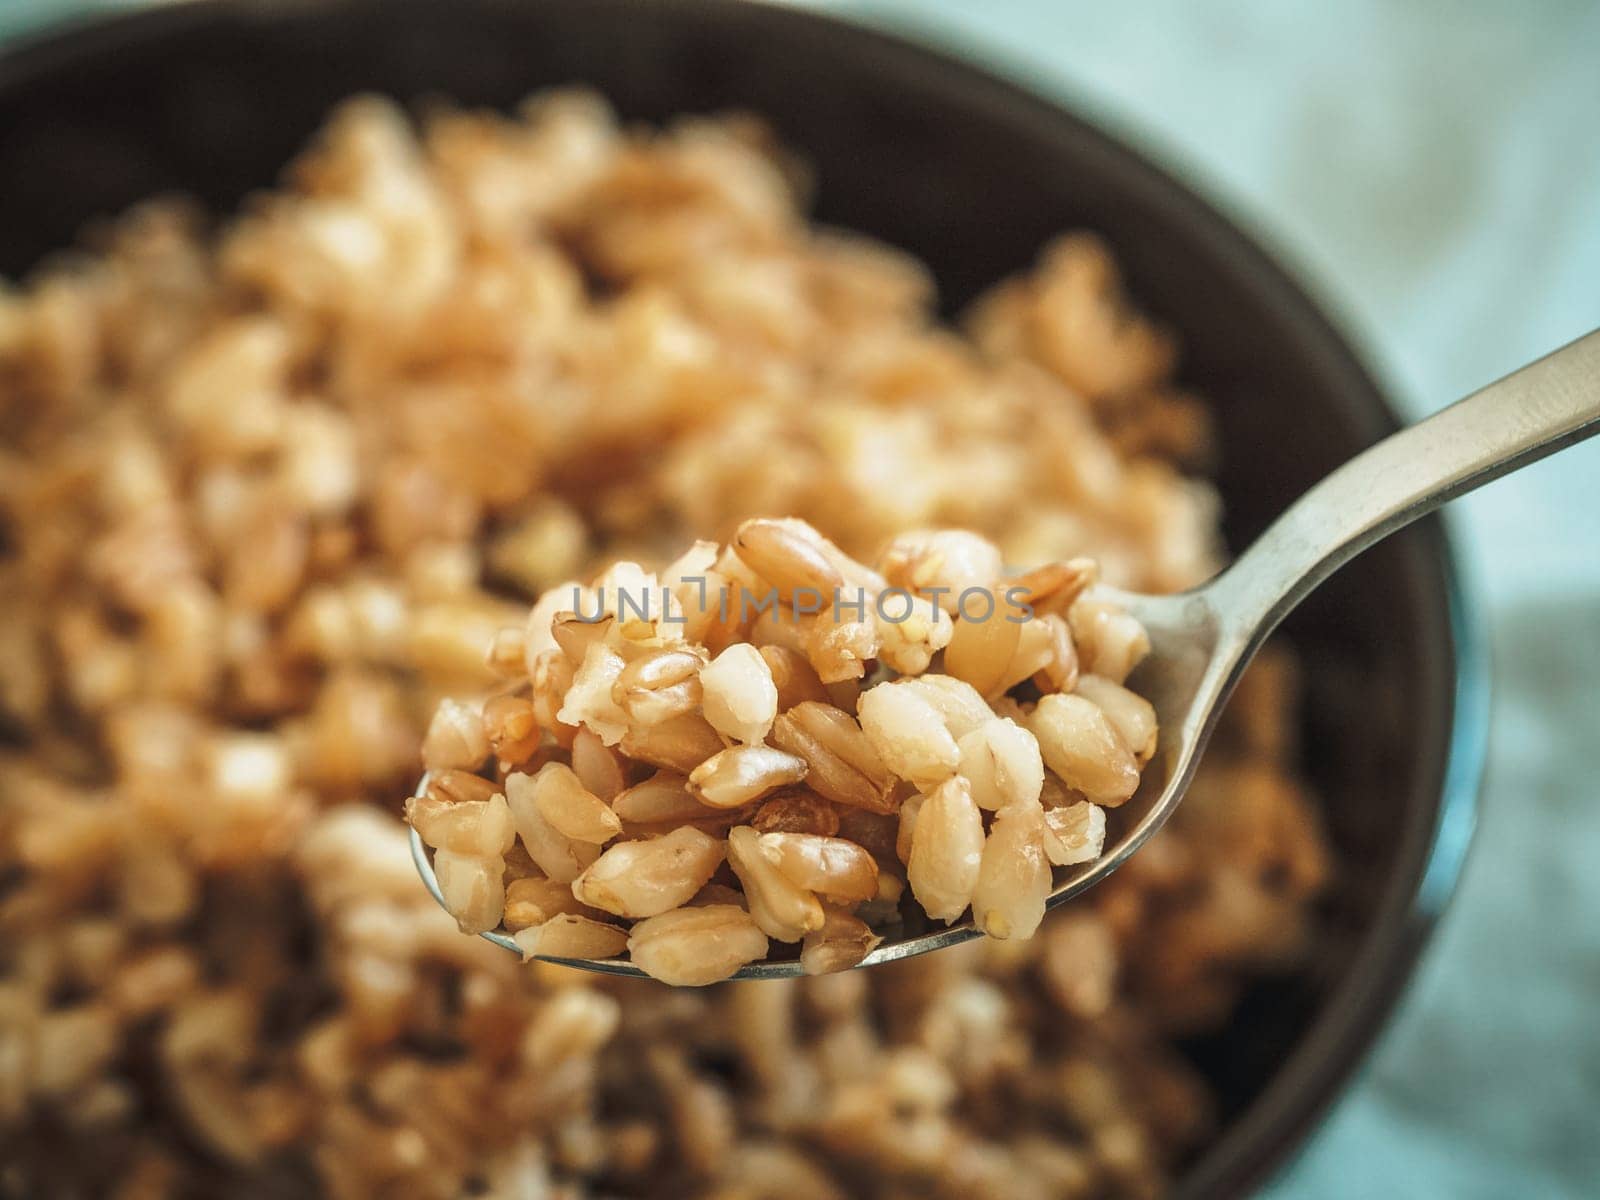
top-left (0, 0), bottom-right (1489, 1193)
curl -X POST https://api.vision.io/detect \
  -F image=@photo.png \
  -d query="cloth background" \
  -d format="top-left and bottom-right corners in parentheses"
top-left (3, 2), bottom-right (1597, 1195)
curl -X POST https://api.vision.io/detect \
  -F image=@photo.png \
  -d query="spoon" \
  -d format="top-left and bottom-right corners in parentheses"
top-left (410, 328), bottom-right (1600, 978)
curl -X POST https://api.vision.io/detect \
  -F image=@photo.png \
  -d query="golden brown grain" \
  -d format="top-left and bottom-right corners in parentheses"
top-left (482, 694), bottom-right (542, 765)
top-left (800, 908), bottom-right (882, 976)
top-left (432, 848), bottom-right (507, 933)
top-left (619, 711), bottom-right (727, 774)
top-left (955, 717), bottom-right (1045, 812)
top-left (700, 642), bottom-right (779, 745)
top-left (857, 681), bottom-right (961, 789)
top-left (726, 825), bottom-right (826, 942)
top-left (528, 761), bottom-right (624, 844)
top-left (570, 727), bottom-right (630, 801)
top-left (571, 826), bottom-right (726, 918)
top-left (1028, 693), bottom-right (1141, 806)
top-left (688, 744), bottom-right (809, 810)
top-left (906, 776), bottom-right (985, 922)
top-left (626, 904), bottom-right (770, 986)
top-left (943, 585), bottom-right (1026, 697)
top-left (757, 644), bottom-right (832, 712)
top-left (514, 914), bottom-right (630, 961)
top-left (420, 697), bottom-right (489, 772)
top-left (1075, 673), bottom-right (1159, 764)
top-left (611, 770), bottom-right (710, 824)
top-left (972, 799), bottom-right (1052, 940)
top-left (732, 518), bottom-right (844, 603)
top-left (613, 646), bottom-right (707, 728)
top-left (769, 702), bottom-right (897, 814)
top-left (502, 875), bottom-right (607, 931)
top-left (749, 790), bottom-right (840, 837)
top-left (505, 769), bottom-right (602, 882)
top-left (756, 832), bottom-right (879, 902)
top-left (1068, 595), bottom-right (1152, 684)
top-left (1041, 801), bottom-right (1107, 867)
top-left (404, 789), bottom-right (515, 858)
top-left (876, 529), bottom-right (1004, 610)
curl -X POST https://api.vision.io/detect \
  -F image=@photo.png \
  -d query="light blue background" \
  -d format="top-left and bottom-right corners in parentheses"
top-left (4, 2), bottom-right (1597, 1195)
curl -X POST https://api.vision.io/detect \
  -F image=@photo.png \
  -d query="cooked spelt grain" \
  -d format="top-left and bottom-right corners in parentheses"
top-left (618, 711), bottom-right (726, 773)
top-left (973, 799), bottom-right (1052, 940)
top-left (726, 825), bottom-right (826, 942)
top-left (942, 586), bottom-right (1026, 698)
top-left (505, 770), bottom-right (602, 883)
top-left (956, 718), bottom-right (1045, 812)
top-left (688, 744), bottom-right (809, 809)
top-left (1068, 595), bottom-right (1152, 684)
top-left (502, 876), bottom-right (606, 931)
top-left (528, 762), bottom-right (624, 844)
top-left (571, 826), bottom-right (726, 918)
top-left (626, 905), bottom-right (770, 986)
top-left (731, 518), bottom-right (844, 604)
top-left (756, 832), bottom-right (879, 902)
top-left (748, 603), bottom-right (814, 655)
top-left (514, 914), bottom-right (630, 962)
top-left (906, 776), bottom-right (985, 922)
top-left (872, 592), bottom-right (953, 676)
top-left (1075, 673), bottom-right (1159, 763)
top-left (425, 767), bottom-right (502, 806)
top-left (876, 529), bottom-right (1004, 613)
top-left (483, 694), bottom-right (542, 765)
top-left (612, 646), bottom-right (707, 728)
top-left (857, 681), bottom-right (961, 789)
top-left (749, 790), bottom-right (841, 837)
top-left (800, 908), bottom-right (882, 976)
top-left (1009, 557), bottom-right (1099, 616)
top-left (870, 869), bottom-right (906, 910)
top-left (564, 730), bottom-right (627, 802)
top-left (757, 644), bottom-right (832, 711)
top-left (432, 849), bottom-right (507, 934)
top-left (1041, 801), bottom-right (1108, 867)
top-left (558, 642), bottom-right (631, 746)
top-left (700, 643), bottom-right (780, 745)
top-left (420, 697), bottom-right (490, 772)
top-left (684, 572), bottom-right (749, 656)
top-left (769, 702), bottom-right (896, 813)
top-left (528, 647), bottom-right (580, 747)
top-left (895, 794), bottom-right (923, 866)
top-left (803, 607), bottom-right (880, 685)
top-left (404, 790), bottom-right (516, 857)
top-left (994, 616), bottom-right (1061, 696)
top-left (1028, 693), bottom-right (1141, 806)
top-left (610, 771), bottom-right (710, 824)
top-left (525, 585), bottom-right (581, 665)
top-left (897, 674), bottom-right (994, 740)
top-left (1030, 612), bottom-right (1080, 694)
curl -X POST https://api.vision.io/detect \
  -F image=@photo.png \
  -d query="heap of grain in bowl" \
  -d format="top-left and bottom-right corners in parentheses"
top-left (1, 91), bottom-right (1330, 1198)
top-left (409, 517), bottom-right (1159, 982)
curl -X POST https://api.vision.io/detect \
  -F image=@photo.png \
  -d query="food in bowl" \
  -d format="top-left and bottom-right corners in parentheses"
top-left (410, 519), bottom-right (1159, 982)
top-left (0, 92), bottom-right (1330, 1196)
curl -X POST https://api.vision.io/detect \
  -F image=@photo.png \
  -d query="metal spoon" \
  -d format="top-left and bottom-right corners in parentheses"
top-left (411, 328), bottom-right (1600, 979)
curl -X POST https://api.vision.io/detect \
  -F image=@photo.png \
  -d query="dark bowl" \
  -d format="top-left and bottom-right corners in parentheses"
top-left (0, 1), bottom-right (1485, 1194)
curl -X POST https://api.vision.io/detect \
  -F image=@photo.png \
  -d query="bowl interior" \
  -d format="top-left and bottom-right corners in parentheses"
top-left (0, 1), bottom-right (1468, 1193)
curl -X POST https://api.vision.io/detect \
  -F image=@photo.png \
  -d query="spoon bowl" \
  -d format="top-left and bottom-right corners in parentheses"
top-left (412, 327), bottom-right (1600, 978)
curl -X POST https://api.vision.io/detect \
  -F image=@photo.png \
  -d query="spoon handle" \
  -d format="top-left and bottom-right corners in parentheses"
top-left (1208, 328), bottom-right (1600, 643)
